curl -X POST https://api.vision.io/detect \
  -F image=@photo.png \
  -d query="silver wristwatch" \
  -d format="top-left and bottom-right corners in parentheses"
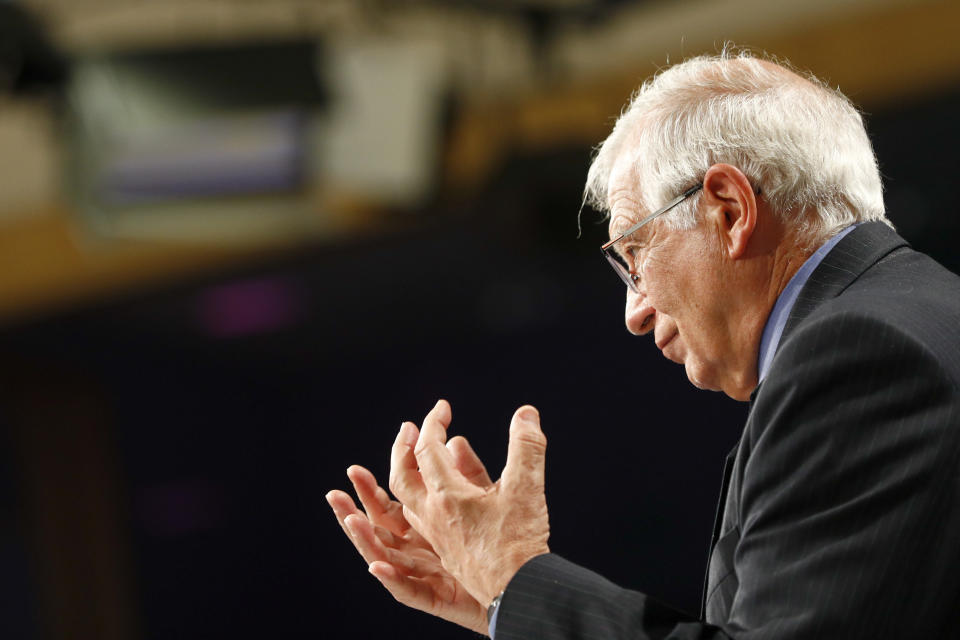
top-left (486, 590), bottom-right (505, 624)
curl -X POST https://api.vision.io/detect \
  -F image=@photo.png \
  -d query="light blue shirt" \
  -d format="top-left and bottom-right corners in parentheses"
top-left (756, 224), bottom-right (858, 383)
top-left (489, 602), bottom-right (500, 638)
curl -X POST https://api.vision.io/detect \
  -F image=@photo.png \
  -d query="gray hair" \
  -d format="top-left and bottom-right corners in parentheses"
top-left (584, 48), bottom-right (889, 243)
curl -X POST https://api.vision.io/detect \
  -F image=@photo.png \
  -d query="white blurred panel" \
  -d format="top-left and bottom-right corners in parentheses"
top-left (318, 36), bottom-right (447, 207)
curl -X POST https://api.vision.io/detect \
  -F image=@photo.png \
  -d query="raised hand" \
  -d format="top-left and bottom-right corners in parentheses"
top-left (327, 448), bottom-right (493, 634)
top-left (389, 400), bottom-right (551, 609)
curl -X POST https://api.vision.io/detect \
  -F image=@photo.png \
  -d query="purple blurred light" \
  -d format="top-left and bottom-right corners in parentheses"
top-left (197, 276), bottom-right (302, 338)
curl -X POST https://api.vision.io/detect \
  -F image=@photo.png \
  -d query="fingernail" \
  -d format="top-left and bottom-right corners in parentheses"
top-left (518, 406), bottom-right (539, 423)
top-left (400, 422), bottom-right (418, 447)
top-left (325, 491), bottom-right (335, 504)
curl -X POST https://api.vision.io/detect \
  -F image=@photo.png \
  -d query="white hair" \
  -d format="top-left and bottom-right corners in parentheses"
top-left (584, 48), bottom-right (889, 243)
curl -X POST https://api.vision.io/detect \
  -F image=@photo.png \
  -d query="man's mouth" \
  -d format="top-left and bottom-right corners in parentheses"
top-left (656, 332), bottom-right (677, 352)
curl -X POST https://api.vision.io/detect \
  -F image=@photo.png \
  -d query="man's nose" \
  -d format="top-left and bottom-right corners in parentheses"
top-left (625, 290), bottom-right (655, 335)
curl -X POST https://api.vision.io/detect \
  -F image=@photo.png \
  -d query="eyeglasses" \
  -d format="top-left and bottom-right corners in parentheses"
top-left (600, 183), bottom-right (702, 294)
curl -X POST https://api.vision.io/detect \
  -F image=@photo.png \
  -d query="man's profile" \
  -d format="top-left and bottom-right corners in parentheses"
top-left (327, 48), bottom-right (960, 638)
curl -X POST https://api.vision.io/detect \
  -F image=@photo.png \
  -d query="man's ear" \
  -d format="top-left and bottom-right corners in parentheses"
top-left (701, 163), bottom-right (758, 260)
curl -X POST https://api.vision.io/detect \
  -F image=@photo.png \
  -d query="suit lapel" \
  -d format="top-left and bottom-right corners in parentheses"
top-left (700, 443), bottom-right (739, 618)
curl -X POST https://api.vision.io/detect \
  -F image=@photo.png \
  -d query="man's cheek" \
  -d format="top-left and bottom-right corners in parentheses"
top-left (642, 258), bottom-right (676, 308)
top-left (643, 280), bottom-right (672, 317)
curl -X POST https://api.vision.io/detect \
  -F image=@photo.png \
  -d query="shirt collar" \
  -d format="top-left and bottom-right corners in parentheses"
top-left (756, 224), bottom-right (859, 383)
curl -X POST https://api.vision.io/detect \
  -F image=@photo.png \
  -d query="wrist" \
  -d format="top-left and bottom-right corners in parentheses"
top-left (484, 546), bottom-right (549, 607)
top-left (496, 543), bottom-right (549, 595)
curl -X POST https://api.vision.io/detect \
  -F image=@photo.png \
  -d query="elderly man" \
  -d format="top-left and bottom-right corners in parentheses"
top-left (327, 51), bottom-right (960, 639)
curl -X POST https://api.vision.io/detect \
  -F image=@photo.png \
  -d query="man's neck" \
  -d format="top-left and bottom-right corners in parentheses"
top-left (722, 225), bottom-right (817, 400)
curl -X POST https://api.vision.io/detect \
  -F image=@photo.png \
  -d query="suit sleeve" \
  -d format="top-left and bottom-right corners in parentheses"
top-left (495, 311), bottom-right (960, 639)
top-left (494, 553), bottom-right (729, 639)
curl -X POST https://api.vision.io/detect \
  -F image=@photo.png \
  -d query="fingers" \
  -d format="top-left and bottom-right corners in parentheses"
top-left (327, 491), bottom-right (390, 567)
top-left (366, 560), bottom-right (457, 612)
top-left (502, 404), bottom-right (547, 493)
top-left (368, 561), bottom-right (439, 613)
top-left (447, 436), bottom-right (493, 488)
top-left (344, 513), bottom-right (389, 565)
top-left (332, 503), bottom-right (423, 572)
top-left (327, 489), bottom-right (363, 539)
top-left (389, 421), bottom-right (427, 511)
top-left (347, 465), bottom-right (410, 535)
top-left (345, 514), bottom-right (429, 573)
top-left (373, 528), bottom-right (448, 577)
top-left (336, 506), bottom-right (445, 584)
top-left (368, 562), bottom-right (487, 635)
top-left (330, 485), bottom-right (487, 631)
top-left (414, 399), bottom-right (462, 493)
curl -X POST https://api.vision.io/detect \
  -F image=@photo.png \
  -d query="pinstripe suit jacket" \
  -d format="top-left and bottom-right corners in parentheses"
top-left (495, 222), bottom-right (960, 639)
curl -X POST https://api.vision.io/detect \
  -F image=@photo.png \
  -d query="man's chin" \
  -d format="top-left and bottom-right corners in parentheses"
top-left (661, 338), bottom-right (720, 390)
top-left (684, 361), bottom-right (720, 392)
top-left (685, 361), bottom-right (756, 400)
top-left (687, 374), bottom-right (714, 391)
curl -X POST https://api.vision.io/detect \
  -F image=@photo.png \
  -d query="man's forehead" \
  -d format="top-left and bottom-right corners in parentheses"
top-left (607, 153), bottom-right (639, 201)
top-left (606, 156), bottom-right (644, 236)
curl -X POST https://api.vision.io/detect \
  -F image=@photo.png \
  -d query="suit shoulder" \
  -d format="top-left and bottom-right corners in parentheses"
top-left (782, 249), bottom-right (960, 391)
top-left (776, 306), bottom-right (960, 394)
top-left (755, 294), bottom-right (960, 461)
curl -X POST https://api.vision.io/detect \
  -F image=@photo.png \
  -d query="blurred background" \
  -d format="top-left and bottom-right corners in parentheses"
top-left (0, 0), bottom-right (958, 637)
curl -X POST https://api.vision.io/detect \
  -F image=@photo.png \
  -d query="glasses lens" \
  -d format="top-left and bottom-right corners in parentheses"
top-left (604, 249), bottom-right (638, 292)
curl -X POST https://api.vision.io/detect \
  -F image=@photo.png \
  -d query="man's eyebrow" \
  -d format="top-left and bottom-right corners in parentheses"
top-left (610, 213), bottom-right (647, 241)
top-left (609, 220), bottom-right (626, 236)
top-left (609, 219), bottom-right (635, 239)
top-left (608, 191), bottom-right (645, 234)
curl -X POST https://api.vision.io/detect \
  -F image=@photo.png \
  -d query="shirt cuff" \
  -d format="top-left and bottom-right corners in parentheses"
top-left (488, 600), bottom-right (500, 639)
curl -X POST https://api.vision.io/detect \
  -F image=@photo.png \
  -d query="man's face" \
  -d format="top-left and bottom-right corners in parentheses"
top-left (607, 161), bottom-right (733, 394)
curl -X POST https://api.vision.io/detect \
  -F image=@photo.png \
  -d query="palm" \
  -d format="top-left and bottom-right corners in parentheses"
top-left (389, 528), bottom-right (485, 629)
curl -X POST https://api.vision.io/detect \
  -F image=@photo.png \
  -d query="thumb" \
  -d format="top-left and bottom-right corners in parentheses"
top-left (502, 405), bottom-right (546, 492)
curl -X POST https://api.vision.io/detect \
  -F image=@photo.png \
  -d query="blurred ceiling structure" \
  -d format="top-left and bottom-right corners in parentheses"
top-left (2, 6), bottom-right (959, 640)
top-left (1, 0), bottom-right (959, 325)
top-left (13, 0), bottom-right (960, 101)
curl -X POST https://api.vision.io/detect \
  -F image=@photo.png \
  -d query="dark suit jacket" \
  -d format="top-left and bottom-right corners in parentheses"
top-left (495, 222), bottom-right (960, 639)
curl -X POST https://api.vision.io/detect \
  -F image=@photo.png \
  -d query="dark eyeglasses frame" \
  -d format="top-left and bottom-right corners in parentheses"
top-left (600, 183), bottom-right (703, 293)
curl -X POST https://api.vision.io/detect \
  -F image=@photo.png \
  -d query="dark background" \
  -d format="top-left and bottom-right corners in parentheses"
top-left (1, 0), bottom-right (959, 637)
top-left (1, 87), bottom-right (959, 638)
